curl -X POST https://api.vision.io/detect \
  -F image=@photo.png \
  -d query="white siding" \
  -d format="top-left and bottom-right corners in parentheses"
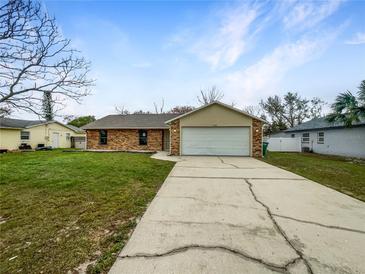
top-left (299, 127), bottom-right (365, 158)
top-left (267, 137), bottom-right (301, 152)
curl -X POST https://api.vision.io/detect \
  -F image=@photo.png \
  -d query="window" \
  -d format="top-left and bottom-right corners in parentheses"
top-left (139, 129), bottom-right (148, 145)
top-left (66, 133), bottom-right (70, 141)
top-left (317, 132), bottom-right (324, 144)
top-left (99, 130), bottom-right (107, 145)
top-left (20, 131), bottom-right (30, 140)
top-left (301, 133), bottom-right (310, 143)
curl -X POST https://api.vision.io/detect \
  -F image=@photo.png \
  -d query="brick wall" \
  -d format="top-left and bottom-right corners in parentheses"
top-left (252, 119), bottom-right (263, 158)
top-left (169, 120), bottom-right (180, 156)
top-left (86, 129), bottom-right (163, 151)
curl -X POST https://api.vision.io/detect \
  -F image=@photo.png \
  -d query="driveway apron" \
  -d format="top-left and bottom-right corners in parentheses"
top-left (110, 156), bottom-right (365, 274)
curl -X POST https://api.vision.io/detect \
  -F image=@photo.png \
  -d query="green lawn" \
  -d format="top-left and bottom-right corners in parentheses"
top-left (0, 151), bottom-right (174, 274)
top-left (263, 152), bottom-right (365, 201)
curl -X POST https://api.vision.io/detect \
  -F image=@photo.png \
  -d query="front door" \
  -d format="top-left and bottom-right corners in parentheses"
top-left (52, 132), bottom-right (59, 148)
top-left (163, 129), bottom-right (170, 151)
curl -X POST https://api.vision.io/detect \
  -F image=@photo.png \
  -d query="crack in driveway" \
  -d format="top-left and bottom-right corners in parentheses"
top-left (156, 194), bottom-right (365, 235)
top-left (272, 214), bottom-right (365, 235)
top-left (244, 179), bottom-right (313, 274)
top-left (119, 244), bottom-right (301, 273)
top-left (218, 157), bottom-right (241, 168)
top-left (156, 195), bottom-right (263, 210)
top-left (147, 219), bottom-right (269, 230)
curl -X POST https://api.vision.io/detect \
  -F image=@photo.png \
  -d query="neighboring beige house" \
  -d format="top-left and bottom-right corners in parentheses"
top-left (83, 101), bottom-right (265, 157)
top-left (0, 118), bottom-right (85, 150)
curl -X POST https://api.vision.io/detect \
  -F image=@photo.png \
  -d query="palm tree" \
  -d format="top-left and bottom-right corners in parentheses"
top-left (327, 80), bottom-right (365, 127)
top-left (358, 80), bottom-right (365, 113)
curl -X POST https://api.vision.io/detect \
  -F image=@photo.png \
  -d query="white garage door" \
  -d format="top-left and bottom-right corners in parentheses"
top-left (181, 127), bottom-right (250, 156)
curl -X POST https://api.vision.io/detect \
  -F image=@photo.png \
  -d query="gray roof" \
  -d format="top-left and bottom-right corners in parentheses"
top-left (65, 124), bottom-right (85, 133)
top-left (286, 117), bottom-right (365, 132)
top-left (82, 113), bottom-right (181, 129)
top-left (0, 117), bottom-right (84, 133)
top-left (0, 118), bottom-right (45, 129)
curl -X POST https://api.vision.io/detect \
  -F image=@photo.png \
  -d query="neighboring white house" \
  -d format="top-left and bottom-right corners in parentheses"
top-left (0, 118), bottom-right (86, 150)
top-left (284, 117), bottom-right (365, 158)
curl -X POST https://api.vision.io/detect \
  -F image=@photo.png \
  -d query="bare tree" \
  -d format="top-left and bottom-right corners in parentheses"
top-left (153, 98), bottom-right (165, 114)
top-left (197, 86), bottom-right (224, 105)
top-left (243, 105), bottom-right (264, 117)
top-left (0, 105), bottom-right (11, 117)
top-left (114, 105), bottom-right (130, 115)
top-left (168, 105), bottom-right (195, 114)
top-left (0, 0), bottom-right (93, 116)
top-left (63, 114), bottom-right (75, 123)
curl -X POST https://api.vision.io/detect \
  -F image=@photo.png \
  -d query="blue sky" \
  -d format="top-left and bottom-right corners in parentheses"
top-left (19, 0), bottom-right (365, 119)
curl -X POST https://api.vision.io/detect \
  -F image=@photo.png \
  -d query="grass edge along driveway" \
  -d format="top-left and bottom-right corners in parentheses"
top-left (0, 151), bottom-right (174, 274)
top-left (262, 152), bottom-right (365, 202)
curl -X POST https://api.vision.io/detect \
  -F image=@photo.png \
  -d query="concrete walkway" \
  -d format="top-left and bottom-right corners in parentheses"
top-left (110, 155), bottom-right (365, 274)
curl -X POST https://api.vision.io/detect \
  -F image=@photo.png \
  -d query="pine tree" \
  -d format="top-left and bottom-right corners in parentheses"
top-left (42, 91), bottom-right (54, 121)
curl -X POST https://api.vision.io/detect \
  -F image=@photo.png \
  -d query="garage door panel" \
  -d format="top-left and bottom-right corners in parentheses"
top-left (182, 127), bottom-right (250, 156)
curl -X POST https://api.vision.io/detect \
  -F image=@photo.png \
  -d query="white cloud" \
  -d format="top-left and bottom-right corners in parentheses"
top-left (283, 0), bottom-right (343, 30)
top-left (345, 32), bottom-right (365, 45)
top-left (170, 2), bottom-right (273, 70)
top-left (191, 3), bottom-right (260, 69)
top-left (170, 0), bottom-right (343, 70)
top-left (224, 32), bottom-right (339, 105)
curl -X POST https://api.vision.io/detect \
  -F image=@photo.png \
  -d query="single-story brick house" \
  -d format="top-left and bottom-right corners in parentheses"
top-left (83, 102), bottom-right (265, 157)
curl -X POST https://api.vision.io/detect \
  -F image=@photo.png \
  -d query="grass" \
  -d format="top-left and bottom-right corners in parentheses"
top-left (262, 152), bottom-right (365, 202)
top-left (0, 150), bottom-right (175, 274)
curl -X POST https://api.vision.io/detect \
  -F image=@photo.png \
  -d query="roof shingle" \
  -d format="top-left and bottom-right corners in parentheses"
top-left (82, 113), bottom-right (180, 129)
top-left (0, 118), bottom-right (45, 129)
top-left (285, 117), bottom-right (365, 132)
top-left (0, 118), bottom-right (84, 133)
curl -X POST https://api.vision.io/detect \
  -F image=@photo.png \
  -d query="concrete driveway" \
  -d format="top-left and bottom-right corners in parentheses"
top-left (110, 155), bottom-right (365, 274)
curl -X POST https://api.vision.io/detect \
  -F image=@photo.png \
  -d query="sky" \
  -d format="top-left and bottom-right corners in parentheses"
top-left (15, 0), bottom-right (365, 120)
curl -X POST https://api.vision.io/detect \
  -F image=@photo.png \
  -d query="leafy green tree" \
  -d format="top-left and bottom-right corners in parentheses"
top-left (327, 80), bottom-right (365, 127)
top-left (260, 92), bottom-right (325, 133)
top-left (67, 116), bottom-right (96, 128)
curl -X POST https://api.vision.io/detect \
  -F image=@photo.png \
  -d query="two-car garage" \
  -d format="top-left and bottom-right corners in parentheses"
top-left (166, 102), bottom-right (264, 157)
top-left (181, 127), bottom-right (250, 156)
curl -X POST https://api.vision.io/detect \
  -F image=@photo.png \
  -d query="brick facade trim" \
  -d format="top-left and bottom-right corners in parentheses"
top-left (169, 120), bottom-right (180, 156)
top-left (252, 119), bottom-right (263, 158)
top-left (86, 129), bottom-right (163, 151)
